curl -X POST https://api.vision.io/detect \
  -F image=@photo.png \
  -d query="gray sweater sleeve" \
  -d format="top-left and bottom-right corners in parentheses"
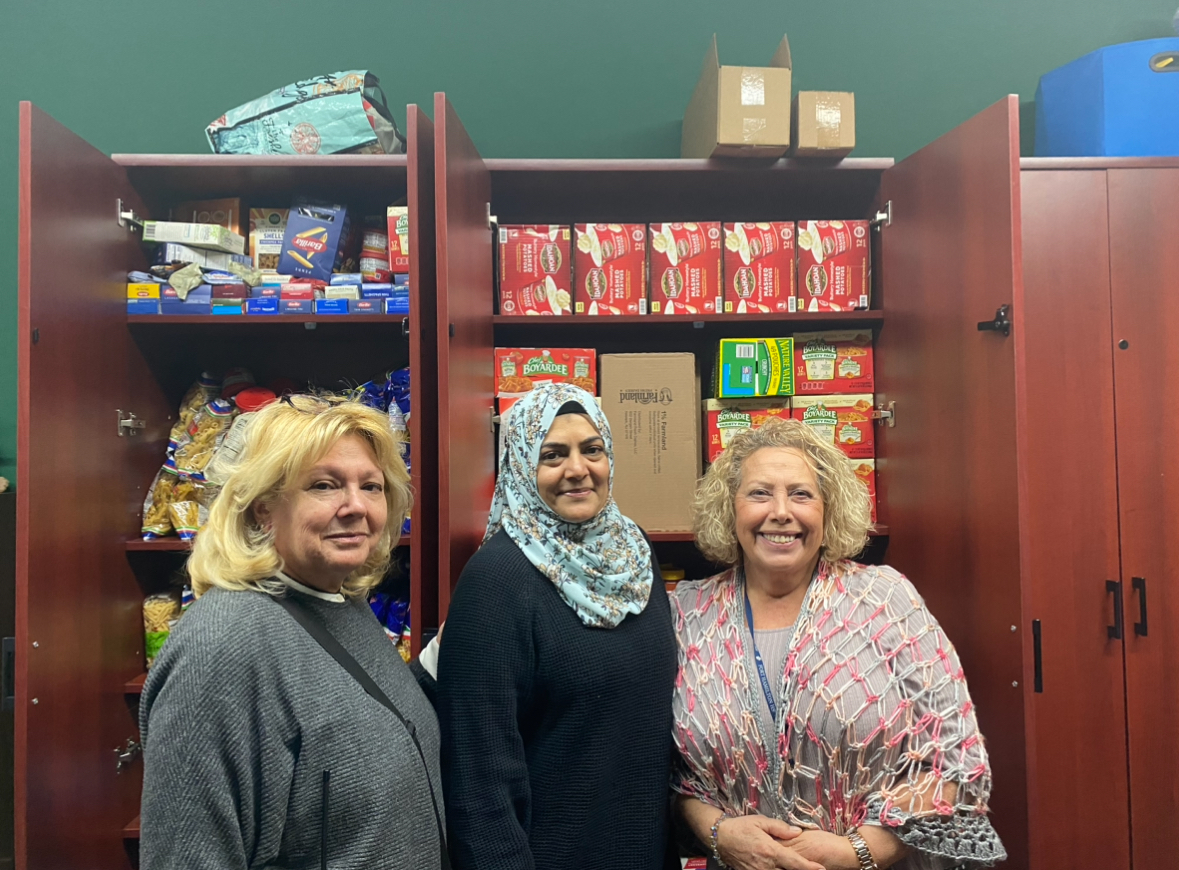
top-left (139, 601), bottom-right (296, 870)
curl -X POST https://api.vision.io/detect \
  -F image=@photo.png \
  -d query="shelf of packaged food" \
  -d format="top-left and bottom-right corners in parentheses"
top-left (125, 537), bottom-right (410, 552)
top-left (125, 673), bottom-right (147, 695)
top-left (123, 815), bottom-right (140, 839)
top-left (127, 314), bottom-right (410, 326)
top-left (650, 527), bottom-right (887, 543)
top-left (491, 311), bottom-right (883, 328)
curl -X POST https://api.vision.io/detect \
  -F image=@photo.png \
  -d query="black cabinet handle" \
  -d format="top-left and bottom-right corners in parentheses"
top-left (1107, 580), bottom-right (1124, 640)
top-left (1132, 577), bottom-right (1148, 637)
top-left (1032, 619), bottom-right (1043, 693)
top-left (977, 304), bottom-right (1012, 336)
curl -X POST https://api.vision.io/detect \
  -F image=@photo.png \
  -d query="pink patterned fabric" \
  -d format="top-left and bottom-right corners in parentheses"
top-left (671, 561), bottom-right (1005, 868)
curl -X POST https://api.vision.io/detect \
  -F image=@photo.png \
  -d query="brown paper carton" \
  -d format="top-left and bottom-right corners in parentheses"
top-left (681, 35), bottom-right (793, 159)
top-left (600, 353), bottom-right (701, 532)
top-left (792, 92), bottom-right (856, 158)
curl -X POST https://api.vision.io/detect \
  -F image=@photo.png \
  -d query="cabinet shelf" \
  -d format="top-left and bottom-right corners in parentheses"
top-left (128, 314), bottom-right (409, 326)
top-left (123, 815), bottom-right (140, 839)
top-left (124, 673), bottom-right (147, 695)
top-left (492, 311), bottom-right (883, 329)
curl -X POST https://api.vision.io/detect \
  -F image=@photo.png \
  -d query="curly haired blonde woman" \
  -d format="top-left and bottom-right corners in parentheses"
top-left (139, 396), bottom-right (447, 870)
top-left (672, 419), bottom-right (1005, 870)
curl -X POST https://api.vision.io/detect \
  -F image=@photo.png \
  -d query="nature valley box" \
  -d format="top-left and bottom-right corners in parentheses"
top-left (715, 338), bottom-right (794, 398)
top-left (600, 353), bottom-right (701, 532)
top-left (792, 394), bottom-right (875, 459)
top-left (850, 458), bottom-right (877, 524)
top-left (723, 222), bottom-right (796, 313)
top-left (796, 220), bottom-right (871, 311)
top-left (649, 222), bottom-right (723, 315)
top-left (792, 330), bottom-right (874, 394)
top-left (573, 224), bottom-right (648, 315)
top-left (704, 399), bottom-right (792, 462)
top-left (498, 225), bottom-right (572, 315)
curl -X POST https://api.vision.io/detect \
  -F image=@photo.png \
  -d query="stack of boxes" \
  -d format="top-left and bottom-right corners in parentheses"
top-left (496, 220), bottom-right (870, 317)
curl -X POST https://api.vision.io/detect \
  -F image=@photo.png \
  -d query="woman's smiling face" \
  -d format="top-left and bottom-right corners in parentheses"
top-left (535, 413), bottom-right (609, 523)
top-left (734, 447), bottom-right (825, 587)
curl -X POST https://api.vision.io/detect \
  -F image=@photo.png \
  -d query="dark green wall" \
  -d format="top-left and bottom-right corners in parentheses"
top-left (1, 0), bottom-right (1174, 485)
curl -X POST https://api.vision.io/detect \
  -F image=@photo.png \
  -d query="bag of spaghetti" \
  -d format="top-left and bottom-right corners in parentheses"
top-left (168, 373), bottom-right (220, 454)
top-left (141, 460), bottom-right (181, 539)
top-left (173, 398), bottom-right (237, 479)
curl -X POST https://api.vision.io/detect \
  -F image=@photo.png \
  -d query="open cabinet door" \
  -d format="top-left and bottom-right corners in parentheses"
top-left (17, 104), bottom-right (148, 869)
top-left (433, 94), bottom-right (494, 618)
top-left (875, 96), bottom-right (1029, 868)
top-left (1107, 166), bottom-right (1179, 870)
top-left (406, 104), bottom-right (440, 655)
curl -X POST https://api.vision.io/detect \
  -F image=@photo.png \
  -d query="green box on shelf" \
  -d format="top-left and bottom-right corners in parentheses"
top-left (716, 338), bottom-right (794, 398)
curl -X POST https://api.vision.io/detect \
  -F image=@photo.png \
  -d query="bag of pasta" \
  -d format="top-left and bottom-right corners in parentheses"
top-left (167, 475), bottom-right (211, 541)
top-left (143, 591), bottom-right (181, 668)
top-left (141, 461), bottom-right (180, 539)
top-left (169, 373), bottom-right (220, 453)
top-left (173, 399), bottom-right (237, 478)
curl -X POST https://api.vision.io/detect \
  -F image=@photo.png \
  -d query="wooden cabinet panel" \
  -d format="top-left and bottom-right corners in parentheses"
top-left (406, 104), bottom-right (440, 654)
top-left (1019, 170), bottom-right (1129, 870)
top-left (1108, 167), bottom-right (1179, 870)
top-left (17, 103), bottom-right (148, 870)
top-left (875, 96), bottom-right (1029, 867)
top-left (433, 94), bottom-right (494, 617)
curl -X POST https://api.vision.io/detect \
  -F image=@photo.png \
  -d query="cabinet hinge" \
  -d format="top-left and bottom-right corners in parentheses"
top-left (117, 199), bottom-right (143, 232)
top-left (872, 401), bottom-right (896, 427)
top-left (114, 737), bottom-right (142, 773)
top-left (871, 201), bottom-right (892, 228)
top-left (116, 409), bottom-right (145, 436)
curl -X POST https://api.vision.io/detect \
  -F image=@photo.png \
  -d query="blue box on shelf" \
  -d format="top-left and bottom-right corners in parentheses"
top-left (385, 296), bottom-right (410, 315)
top-left (212, 303), bottom-right (244, 315)
top-left (1035, 37), bottom-right (1179, 156)
top-left (348, 298), bottom-right (383, 315)
top-left (279, 299), bottom-right (312, 315)
top-left (246, 298), bottom-right (279, 315)
top-left (127, 299), bottom-right (160, 315)
top-left (160, 300), bottom-right (213, 315)
top-left (314, 298), bottom-right (349, 315)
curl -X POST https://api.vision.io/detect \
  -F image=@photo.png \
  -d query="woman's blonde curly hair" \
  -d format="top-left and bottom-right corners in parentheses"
top-left (693, 417), bottom-right (871, 566)
top-left (188, 394), bottom-right (411, 600)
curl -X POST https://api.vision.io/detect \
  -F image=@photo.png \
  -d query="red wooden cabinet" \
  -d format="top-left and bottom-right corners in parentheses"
top-left (16, 102), bottom-right (440, 869)
top-left (429, 93), bottom-right (1179, 870)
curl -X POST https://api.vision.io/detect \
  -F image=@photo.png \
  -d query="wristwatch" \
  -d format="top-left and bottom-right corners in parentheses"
top-left (709, 812), bottom-right (732, 869)
top-left (847, 829), bottom-right (878, 870)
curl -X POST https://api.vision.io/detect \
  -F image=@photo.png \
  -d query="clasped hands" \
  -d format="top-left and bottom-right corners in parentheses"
top-left (714, 813), bottom-right (861, 870)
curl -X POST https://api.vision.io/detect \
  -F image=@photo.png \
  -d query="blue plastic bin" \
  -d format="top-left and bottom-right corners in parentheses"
top-left (1035, 38), bottom-right (1179, 156)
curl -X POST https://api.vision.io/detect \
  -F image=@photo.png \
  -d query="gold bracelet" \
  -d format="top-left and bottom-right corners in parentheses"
top-left (847, 829), bottom-right (877, 870)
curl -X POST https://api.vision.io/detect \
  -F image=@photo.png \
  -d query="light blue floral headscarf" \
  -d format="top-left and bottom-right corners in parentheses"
top-left (485, 382), bottom-right (654, 628)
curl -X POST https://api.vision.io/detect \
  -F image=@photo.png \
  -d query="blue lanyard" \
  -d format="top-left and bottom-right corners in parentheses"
top-left (744, 589), bottom-right (778, 723)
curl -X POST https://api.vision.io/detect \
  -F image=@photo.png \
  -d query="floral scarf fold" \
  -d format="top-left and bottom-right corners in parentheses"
top-left (485, 383), bottom-right (653, 629)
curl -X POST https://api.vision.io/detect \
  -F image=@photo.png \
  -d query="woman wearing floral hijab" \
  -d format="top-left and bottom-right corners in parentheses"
top-left (436, 383), bottom-right (677, 870)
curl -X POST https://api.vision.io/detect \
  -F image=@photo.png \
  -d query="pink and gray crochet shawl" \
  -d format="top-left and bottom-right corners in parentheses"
top-left (671, 561), bottom-right (1006, 869)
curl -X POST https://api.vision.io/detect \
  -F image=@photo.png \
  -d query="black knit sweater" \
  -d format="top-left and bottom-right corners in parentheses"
top-left (436, 530), bottom-right (678, 870)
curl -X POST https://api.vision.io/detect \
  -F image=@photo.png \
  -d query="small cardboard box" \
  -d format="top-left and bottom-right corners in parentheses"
top-left (171, 198), bottom-right (245, 237)
top-left (385, 296), bottom-right (410, 315)
top-left (792, 330), bottom-right (874, 395)
top-left (348, 298), bottom-right (383, 315)
top-left (681, 34), bottom-right (793, 159)
top-left (314, 299), bottom-right (349, 315)
top-left (649, 222), bottom-right (724, 315)
top-left (600, 353), bottom-right (701, 532)
top-left (127, 283), bottom-right (160, 300)
top-left (143, 221), bottom-right (245, 254)
top-left (850, 458), bottom-right (877, 524)
top-left (716, 338), bottom-right (794, 398)
top-left (704, 399), bottom-right (792, 463)
top-left (279, 299), bottom-right (312, 315)
top-left (126, 299), bottom-right (160, 315)
top-left (211, 301), bottom-right (244, 316)
top-left (574, 224), bottom-right (647, 315)
top-left (249, 208), bottom-right (288, 272)
top-left (723, 222), bottom-right (795, 313)
top-left (498, 225), bottom-right (573, 316)
top-left (792, 394), bottom-right (875, 459)
top-left (792, 92), bottom-right (856, 158)
top-left (387, 206), bottom-right (410, 271)
top-left (494, 348), bottom-right (597, 398)
top-left (279, 202), bottom-right (351, 282)
top-left (246, 298), bottom-right (278, 315)
top-left (796, 220), bottom-right (871, 311)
